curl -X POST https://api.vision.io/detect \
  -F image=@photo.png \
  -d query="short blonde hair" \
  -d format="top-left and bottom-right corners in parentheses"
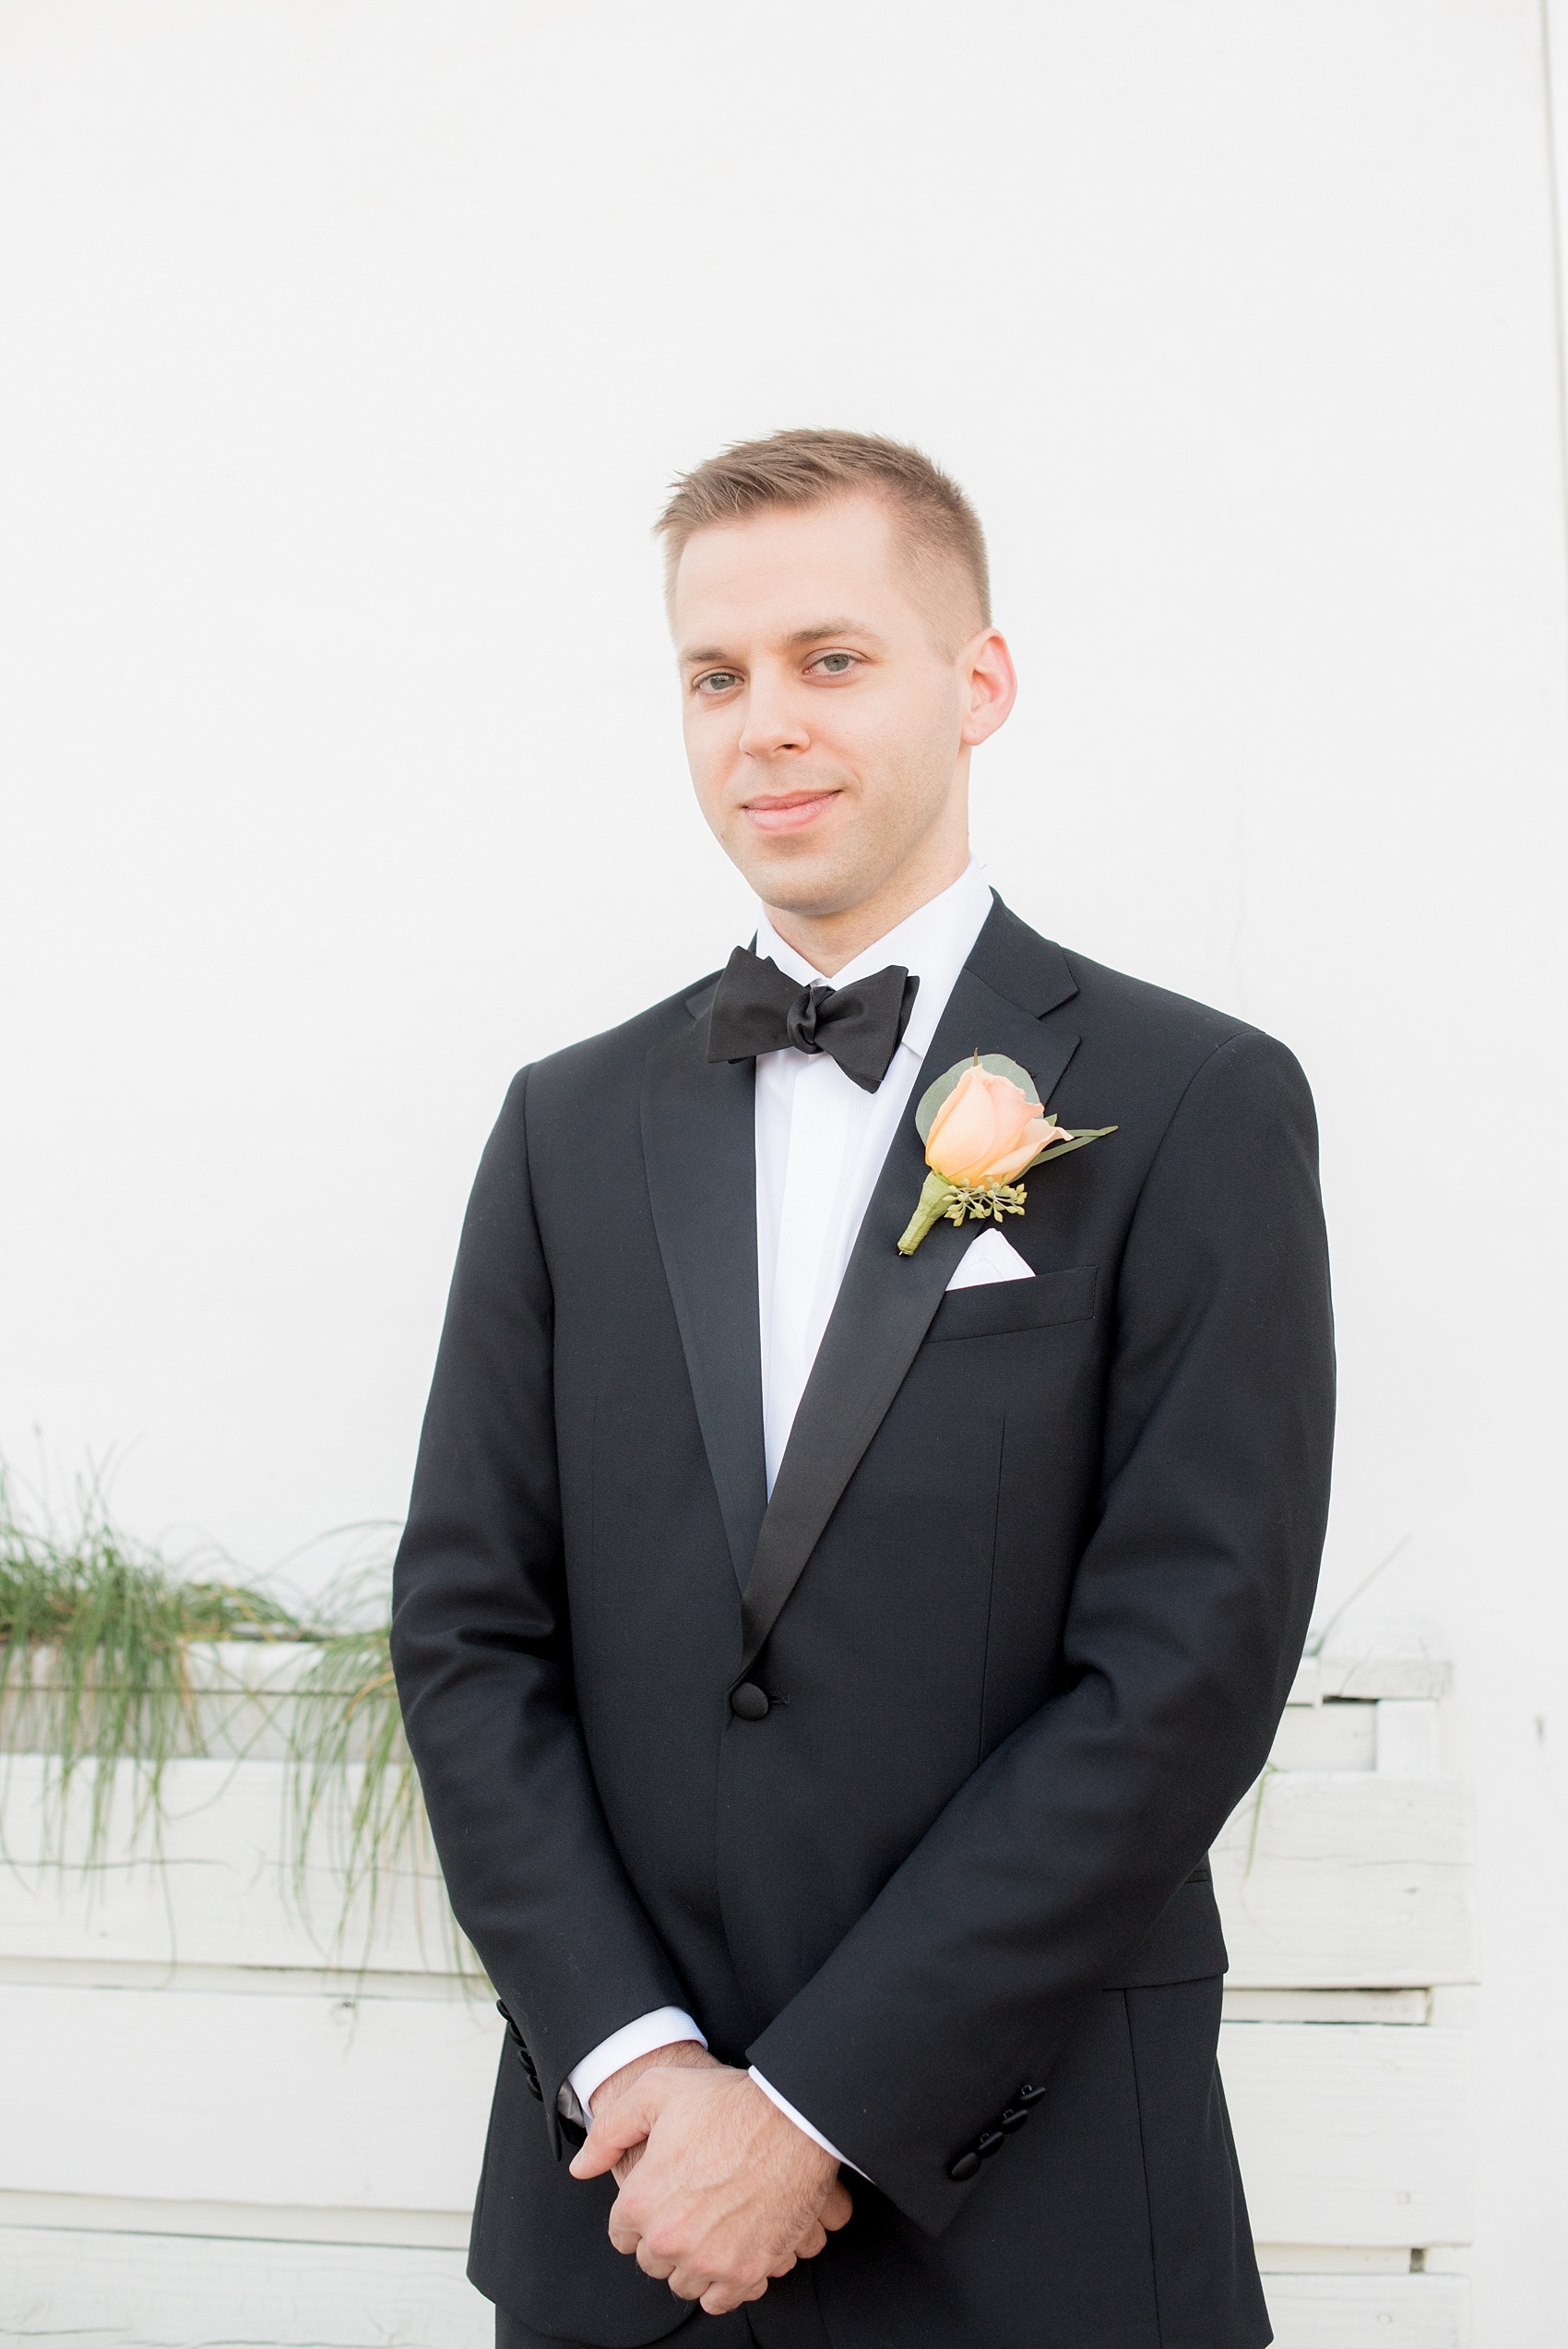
top-left (655, 427), bottom-right (991, 632)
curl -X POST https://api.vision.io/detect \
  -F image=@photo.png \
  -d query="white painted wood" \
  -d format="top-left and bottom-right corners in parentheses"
top-left (1262, 2272), bottom-right (1468, 2348)
top-left (1266, 1701), bottom-right (1377, 1771)
top-left (0, 1643), bottom-right (336, 1765)
top-left (0, 1983), bottom-right (495, 2212)
top-left (1, 1753), bottom-right (1478, 1992)
top-left (0, 2188), bottom-right (469, 2248)
top-left (0, 1633), bottom-right (1479, 2343)
top-left (1287, 1654), bottom-right (1454, 1707)
top-left (1377, 1700), bottom-right (1440, 1778)
top-left (1319, 1657), bottom-right (1454, 1704)
top-left (1255, 2245), bottom-right (1412, 2272)
top-left (0, 1955), bottom-right (471, 1998)
top-left (1220, 2024), bottom-right (1471, 2247)
top-left (0, 1756), bottom-right (463, 1977)
top-left (0, 2225), bottom-right (490, 2349)
top-left (1223, 1988), bottom-right (1431, 2024)
top-left (1213, 1773), bottom-right (1475, 1986)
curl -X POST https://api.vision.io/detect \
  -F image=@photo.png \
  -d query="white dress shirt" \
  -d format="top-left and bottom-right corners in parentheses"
top-left (564, 861), bottom-right (997, 2164)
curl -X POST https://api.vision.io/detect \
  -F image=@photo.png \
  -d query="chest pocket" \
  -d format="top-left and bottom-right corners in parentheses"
top-left (925, 1262), bottom-right (1099, 1343)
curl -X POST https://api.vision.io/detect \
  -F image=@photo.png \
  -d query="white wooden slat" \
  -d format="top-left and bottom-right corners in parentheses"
top-left (0, 2241), bottom-right (1470, 2349)
top-left (1319, 1656), bottom-right (1453, 1703)
top-left (1224, 1988), bottom-right (1431, 2024)
top-left (0, 2187), bottom-right (469, 2247)
top-left (0, 1756), bottom-right (460, 1976)
top-left (0, 1696), bottom-right (1471, 1997)
top-left (6, 2001), bottom-right (1468, 2260)
top-left (1220, 2024), bottom-right (1471, 2247)
top-left (1, 1644), bottom-right (355, 1767)
top-left (1266, 1703), bottom-right (1377, 1771)
top-left (1376, 1701), bottom-right (1440, 1777)
top-left (1213, 1773), bottom-right (1475, 1985)
top-left (0, 1984), bottom-right (495, 2212)
top-left (2, 1759), bottom-right (1475, 1992)
top-left (0, 2225), bottom-right (490, 2349)
top-left (1255, 2246), bottom-right (1411, 2271)
top-left (1286, 1654), bottom-right (1453, 1707)
top-left (1263, 2273), bottom-right (1469, 2348)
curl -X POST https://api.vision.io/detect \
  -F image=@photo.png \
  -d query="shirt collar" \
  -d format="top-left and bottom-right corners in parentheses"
top-left (753, 858), bottom-right (994, 1062)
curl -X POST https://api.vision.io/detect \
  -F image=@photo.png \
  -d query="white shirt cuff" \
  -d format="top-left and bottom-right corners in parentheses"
top-left (748, 2067), bottom-right (867, 2178)
top-left (561, 2007), bottom-right (707, 2125)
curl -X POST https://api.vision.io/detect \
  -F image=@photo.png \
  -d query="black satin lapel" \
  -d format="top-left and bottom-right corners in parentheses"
top-left (740, 966), bottom-right (1081, 1671)
top-left (641, 1014), bottom-right (766, 1591)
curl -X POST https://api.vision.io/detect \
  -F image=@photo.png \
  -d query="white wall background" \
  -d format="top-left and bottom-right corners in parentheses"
top-left (3, 2), bottom-right (1566, 2337)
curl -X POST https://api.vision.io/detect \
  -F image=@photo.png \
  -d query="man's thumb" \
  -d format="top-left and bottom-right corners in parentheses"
top-left (568, 2091), bottom-right (652, 2180)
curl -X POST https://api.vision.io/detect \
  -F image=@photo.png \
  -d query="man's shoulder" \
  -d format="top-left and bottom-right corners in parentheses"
top-left (517, 969), bottom-right (720, 1106)
top-left (987, 900), bottom-right (1307, 1100)
top-left (1062, 943), bottom-right (1254, 1060)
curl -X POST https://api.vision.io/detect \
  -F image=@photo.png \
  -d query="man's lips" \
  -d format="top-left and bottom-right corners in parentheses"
top-left (742, 789), bottom-right (839, 836)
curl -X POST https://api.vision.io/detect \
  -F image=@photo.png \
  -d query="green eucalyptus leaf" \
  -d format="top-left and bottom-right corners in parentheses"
top-left (1017, 1124), bottom-right (1118, 1175)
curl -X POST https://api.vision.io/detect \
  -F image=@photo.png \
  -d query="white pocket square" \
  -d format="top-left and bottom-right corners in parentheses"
top-left (944, 1228), bottom-right (1035, 1292)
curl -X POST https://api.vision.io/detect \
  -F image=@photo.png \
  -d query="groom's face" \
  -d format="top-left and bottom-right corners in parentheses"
top-left (672, 495), bottom-right (980, 920)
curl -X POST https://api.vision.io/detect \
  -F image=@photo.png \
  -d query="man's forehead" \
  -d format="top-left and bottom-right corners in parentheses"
top-left (671, 493), bottom-right (977, 655)
top-left (673, 504), bottom-right (921, 647)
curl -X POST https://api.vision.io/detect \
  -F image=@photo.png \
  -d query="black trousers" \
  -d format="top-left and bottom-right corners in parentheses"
top-left (495, 2307), bottom-right (757, 2349)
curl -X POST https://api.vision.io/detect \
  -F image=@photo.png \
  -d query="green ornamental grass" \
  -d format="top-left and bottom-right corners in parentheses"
top-left (0, 1468), bottom-right (476, 1978)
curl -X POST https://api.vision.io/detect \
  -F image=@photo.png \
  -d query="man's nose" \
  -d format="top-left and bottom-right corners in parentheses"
top-left (737, 674), bottom-right (810, 759)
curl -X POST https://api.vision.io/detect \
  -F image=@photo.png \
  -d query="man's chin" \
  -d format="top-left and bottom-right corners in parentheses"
top-left (743, 859), bottom-right (870, 924)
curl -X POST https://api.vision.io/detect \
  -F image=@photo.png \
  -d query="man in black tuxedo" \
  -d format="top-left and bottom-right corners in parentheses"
top-left (391, 429), bottom-right (1334, 2349)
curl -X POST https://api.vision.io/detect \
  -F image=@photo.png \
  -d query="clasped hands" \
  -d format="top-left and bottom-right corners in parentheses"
top-left (569, 2041), bottom-right (852, 2314)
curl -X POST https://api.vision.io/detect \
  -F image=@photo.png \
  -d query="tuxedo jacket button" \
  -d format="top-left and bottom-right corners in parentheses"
top-left (731, 1682), bottom-right (770, 1720)
top-left (1017, 2081), bottom-right (1049, 2107)
top-left (975, 2129), bottom-right (1005, 2160)
top-left (1000, 2105), bottom-right (1029, 2132)
top-left (948, 2151), bottom-right (981, 2182)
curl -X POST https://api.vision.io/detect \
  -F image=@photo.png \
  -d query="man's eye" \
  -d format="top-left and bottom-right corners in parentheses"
top-left (695, 671), bottom-right (741, 694)
top-left (813, 652), bottom-right (856, 675)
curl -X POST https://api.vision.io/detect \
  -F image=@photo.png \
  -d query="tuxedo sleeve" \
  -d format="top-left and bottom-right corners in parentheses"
top-left (389, 1068), bottom-right (689, 2145)
top-left (744, 1027), bottom-right (1335, 2234)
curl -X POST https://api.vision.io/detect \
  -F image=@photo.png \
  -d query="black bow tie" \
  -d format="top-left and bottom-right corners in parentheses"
top-left (707, 945), bottom-right (920, 1094)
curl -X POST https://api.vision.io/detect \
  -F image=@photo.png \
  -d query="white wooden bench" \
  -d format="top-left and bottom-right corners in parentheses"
top-left (0, 1631), bottom-right (1474, 2347)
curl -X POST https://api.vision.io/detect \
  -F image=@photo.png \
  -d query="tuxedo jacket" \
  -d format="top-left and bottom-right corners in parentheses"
top-left (390, 898), bottom-right (1335, 2349)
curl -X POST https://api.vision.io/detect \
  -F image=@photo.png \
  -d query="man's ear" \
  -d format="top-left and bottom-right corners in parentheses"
top-left (959, 629), bottom-right (1017, 748)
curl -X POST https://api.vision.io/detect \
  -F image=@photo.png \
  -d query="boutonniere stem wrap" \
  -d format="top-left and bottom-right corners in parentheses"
top-left (897, 1054), bottom-right (1115, 1257)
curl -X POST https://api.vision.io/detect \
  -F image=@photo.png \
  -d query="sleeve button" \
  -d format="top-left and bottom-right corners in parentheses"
top-left (948, 2151), bottom-right (981, 2182)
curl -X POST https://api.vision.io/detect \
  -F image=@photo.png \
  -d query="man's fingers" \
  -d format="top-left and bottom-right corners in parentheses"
top-left (700, 2277), bottom-right (770, 2314)
top-left (787, 2222), bottom-right (826, 2262)
top-left (568, 2092), bottom-right (654, 2180)
top-left (820, 2178), bottom-right (854, 2231)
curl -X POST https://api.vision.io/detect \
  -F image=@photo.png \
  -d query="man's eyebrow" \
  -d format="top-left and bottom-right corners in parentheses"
top-left (782, 618), bottom-right (887, 650)
top-left (679, 620), bottom-right (890, 666)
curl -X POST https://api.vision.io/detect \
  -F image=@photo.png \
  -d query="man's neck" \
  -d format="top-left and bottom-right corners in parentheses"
top-left (762, 844), bottom-right (973, 978)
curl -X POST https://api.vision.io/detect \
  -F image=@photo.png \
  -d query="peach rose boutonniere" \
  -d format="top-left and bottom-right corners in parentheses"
top-left (896, 1054), bottom-right (1115, 1257)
